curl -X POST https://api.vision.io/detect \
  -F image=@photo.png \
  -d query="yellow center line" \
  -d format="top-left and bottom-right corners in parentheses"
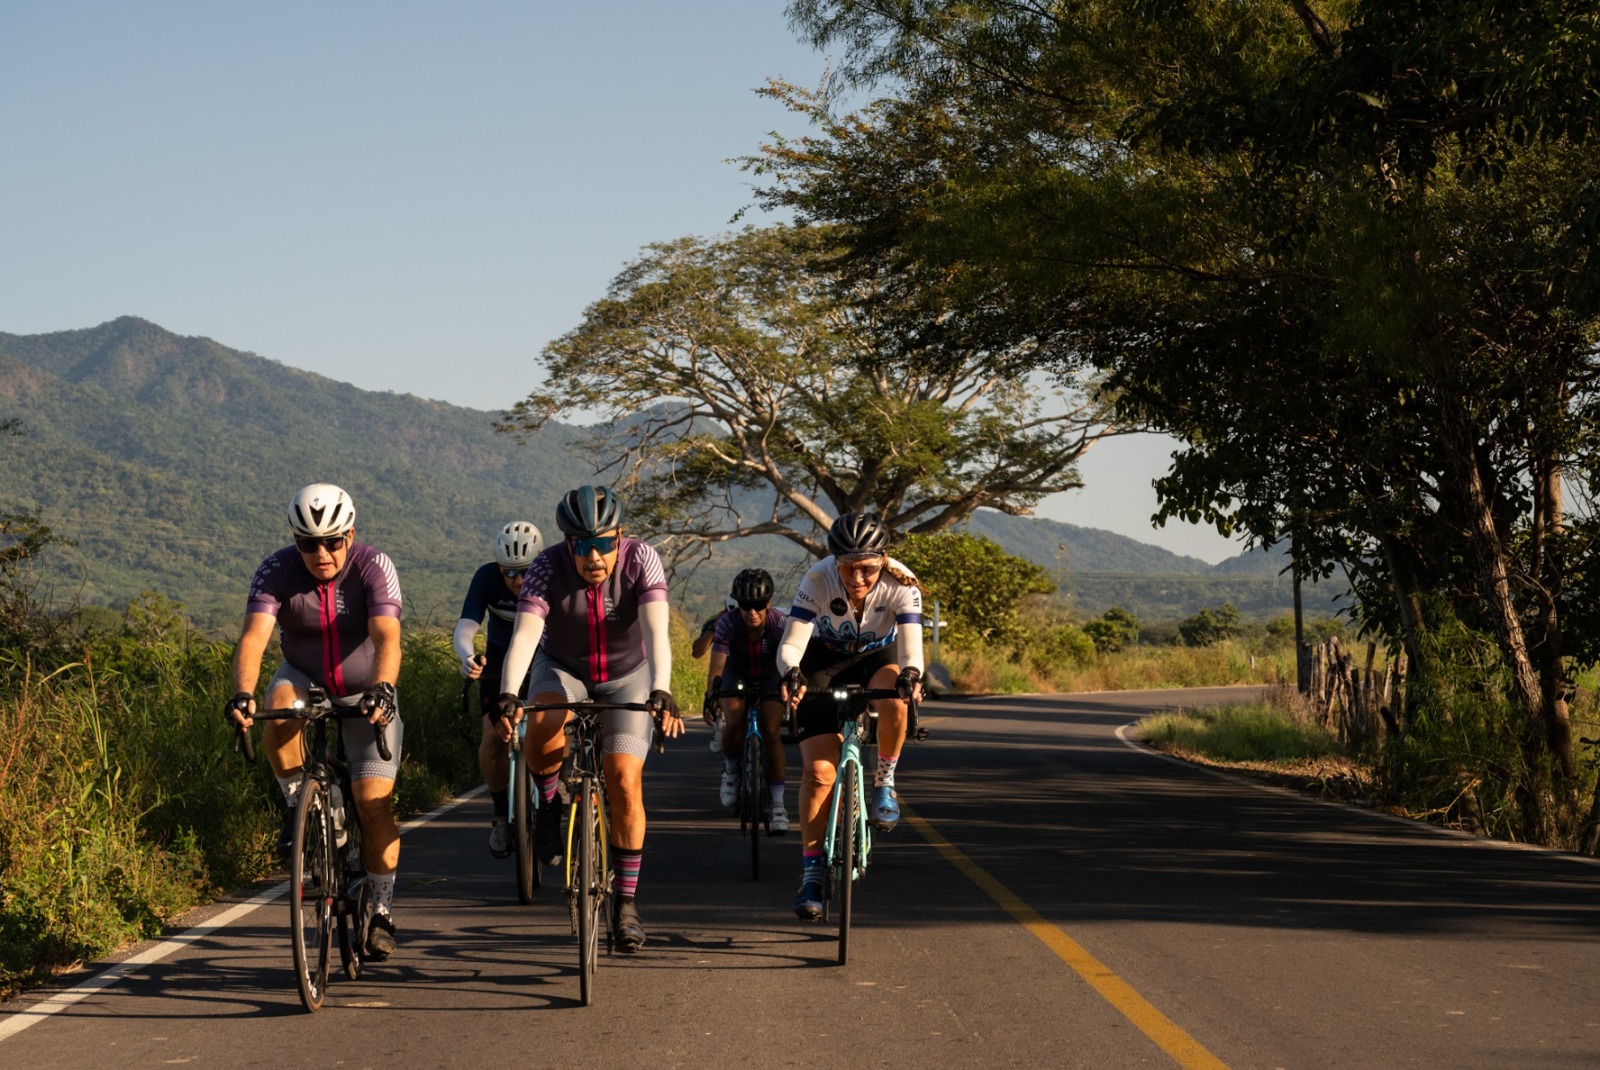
top-left (901, 803), bottom-right (1231, 1070)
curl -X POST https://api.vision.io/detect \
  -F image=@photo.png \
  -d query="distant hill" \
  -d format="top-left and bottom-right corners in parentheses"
top-left (1, 318), bottom-right (1325, 630)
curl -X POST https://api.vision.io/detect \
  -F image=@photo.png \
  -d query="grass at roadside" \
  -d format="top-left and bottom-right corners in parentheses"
top-left (1139, 700), bottom-right (1347, 763)
top-left (935, 636), bottom-right (1291, 694)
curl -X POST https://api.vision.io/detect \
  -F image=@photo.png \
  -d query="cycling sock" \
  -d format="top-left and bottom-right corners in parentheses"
top-left (723, 756), bottom-right (738, 774)
top-left (366, 871), bottom-right (396, 917)
top-left (770, 780), bottom-right (786, 806)
top-left (801, 848), bottom-right (824, 884)
top-left (875, 754), bottom-right (900, 789)
top-left (535, 772), bottom-right (560, 804)
top-left (613, 846), bottom-right (642, 900)
top-left (490, 789), bottom-right (508, 819)
top-left (276, 774), bottom-right (301, 807)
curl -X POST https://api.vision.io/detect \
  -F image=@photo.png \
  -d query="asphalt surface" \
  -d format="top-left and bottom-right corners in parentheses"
top-left (5, 686), bottom-right (1600, 1069)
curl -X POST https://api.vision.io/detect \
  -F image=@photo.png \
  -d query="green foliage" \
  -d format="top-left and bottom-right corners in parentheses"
top-left (895, 530), bottom-right (1054, 641)
top-left (1084, 606), bottom-right (1140, 653)
top-left (1138, 704), bottom-right (1346, 764)
top-left (1179, 603), bottom-right (1242, 647)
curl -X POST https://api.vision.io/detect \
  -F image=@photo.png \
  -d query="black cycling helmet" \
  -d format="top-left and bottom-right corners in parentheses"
top-left (555, 484), bottom-right (624, 538)
top-left (730, 568), bottom-right (774, 605)
top-left (827, 511), bottom-right (891, 557)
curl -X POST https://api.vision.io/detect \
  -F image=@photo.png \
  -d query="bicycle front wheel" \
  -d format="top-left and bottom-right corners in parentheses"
top-left (290, 784), bottom-right (335, 1011)
top-left (835, 761), bottom-right (858, 966)
top-left (513, 753), bottom-right (538, 903)
top-left (575, 782), bottom-right (604, 1006)
top-left (743, 731), bottom-right (763, 880)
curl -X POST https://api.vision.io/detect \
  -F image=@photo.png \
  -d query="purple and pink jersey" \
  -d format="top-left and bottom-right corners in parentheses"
top-left (515, 537), bottom-right (668, 683)
top-left (711, 606), bottom-right (787, 682)
top-left (245, 543), bottom-right (403, 697)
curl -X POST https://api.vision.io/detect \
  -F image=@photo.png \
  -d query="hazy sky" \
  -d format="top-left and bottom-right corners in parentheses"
top-left (0, 1), bottom-right (1242, 563)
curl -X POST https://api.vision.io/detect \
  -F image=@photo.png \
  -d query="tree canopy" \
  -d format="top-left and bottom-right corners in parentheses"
top-left (499, 224), bottom-right (1116, 562)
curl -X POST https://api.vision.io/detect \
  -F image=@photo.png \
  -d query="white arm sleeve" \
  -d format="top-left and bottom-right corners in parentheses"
top-left (641, 600), bottom-right (673, 692)
top-left (500, 611), bottom-right (546, 697)
top-left (895, 622), bottom-right (924, 675)
top-left (776, 616), bottom-right (814, 677)
top-left (453, 618), bottom-right (480, 671)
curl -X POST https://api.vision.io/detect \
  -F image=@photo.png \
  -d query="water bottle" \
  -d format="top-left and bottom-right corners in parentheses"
top-left (329, 782), bottom-right (349, 848)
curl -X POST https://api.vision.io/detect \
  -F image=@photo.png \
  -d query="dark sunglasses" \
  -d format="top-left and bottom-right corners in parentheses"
top-left (500, 567), bottom-right (528, 580)
top-left (294, 533), bottom-right (349, 554)
top-left (568, 535), bottom-right (619, 557)
top-left (736, 600), bottom-right (769, 612)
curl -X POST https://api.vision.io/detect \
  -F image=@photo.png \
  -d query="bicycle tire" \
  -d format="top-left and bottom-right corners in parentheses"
top-left (576, 783), bottom-right (601, 1006)
top-left (513, 752), bottom-right (538, 903)
top-left (290, 784), bottom-right (334, 1011)
top-left (836, 761), bottom-right (858, 966)
top-left (743, 730), bottom-right (763, 880)
top-left (337, 812), bottom-right (364, 981)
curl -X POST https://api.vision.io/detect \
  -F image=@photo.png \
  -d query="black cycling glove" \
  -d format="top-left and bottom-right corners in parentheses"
top-left (896, 666), bottom-right (922, 700)
top-left (648, 689), bottom-right (679, 718)
top-left (361, 681), bottom-right (398, 724)
top-left (495, 692), bottom-right (521, 723)
top-left (224, 691), bottom-right (253, 726)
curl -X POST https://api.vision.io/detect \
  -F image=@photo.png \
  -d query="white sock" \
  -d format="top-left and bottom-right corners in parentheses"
top-left (770, 782), bottom-right (785, 807)
top-left (723, 757), bottom-right (738, 774)
top-left (276, 774), bottom-right (301, 807)
top-left (367, 871), bottom-right (396, 917)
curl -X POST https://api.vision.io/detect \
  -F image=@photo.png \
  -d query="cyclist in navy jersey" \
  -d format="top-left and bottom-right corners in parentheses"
top-left (225, 484), bottom-right (405, 959)
top-left (497, 485), bottom-right (684, 952)
top-left (702, 569), bottom-right (789, 832)
top-left (455, 521), bottom-right (543, 857)
top-left (777, 511), bottom-right (924, 921)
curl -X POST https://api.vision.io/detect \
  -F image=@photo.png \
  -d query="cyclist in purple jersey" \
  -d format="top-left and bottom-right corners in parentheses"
top-left (702, 569), bottom-right (790, 832)
top-left (497, 485), bottom-right (683, 953)
top-left (455, 521), bottom-right (543, 857)
top-left (225, 484), bottom-right (405, 959)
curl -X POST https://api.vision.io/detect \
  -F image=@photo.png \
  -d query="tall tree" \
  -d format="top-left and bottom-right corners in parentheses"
top-left (499, 224), bottom-right (1116, 562)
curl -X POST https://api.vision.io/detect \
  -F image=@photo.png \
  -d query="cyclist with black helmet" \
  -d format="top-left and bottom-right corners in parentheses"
top-left (455, 521), bottom-right (544, 857)
top-left (703, 568), bottom-right (790, 833)
top-left (497, 484), bottom-right (684, 952)
top-left (225, 483), bottom-right (406, 959)
top-left (776, 511), bottom-right (924, 922)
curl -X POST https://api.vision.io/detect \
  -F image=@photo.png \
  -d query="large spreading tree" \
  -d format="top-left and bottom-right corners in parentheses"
top-left (759, 1), bottom-right (1600, 840)
top-left (499, 224), bottom-right (1116, 563)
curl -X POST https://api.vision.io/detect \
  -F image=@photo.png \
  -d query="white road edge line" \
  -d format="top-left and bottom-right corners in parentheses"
top-left (0, 784), bottom-right (488, 1042)
top-left (1113, 722), bottom-right (1600, 869)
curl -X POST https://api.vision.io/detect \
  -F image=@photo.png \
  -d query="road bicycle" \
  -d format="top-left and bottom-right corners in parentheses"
top-left (711, 678), bottom-right (783, 880)
top-left (236, 685), bottom-right (391, 1012)
top-left (464, 675), bottom-right (541, 902)
top-left (508, 698), bottom-right (657, 1007)
top-left (804, 685), bottom-right (916, 966)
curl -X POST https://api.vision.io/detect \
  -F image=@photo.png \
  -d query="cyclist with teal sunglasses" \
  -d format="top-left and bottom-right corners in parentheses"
top-left (497, 485), bottom-right (684, 952)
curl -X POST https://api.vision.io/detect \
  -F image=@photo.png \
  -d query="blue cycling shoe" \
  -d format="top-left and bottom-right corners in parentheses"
top-left (870, 785), bottom-right (900, 830)
top-left (793, 877), bottom-right (823, 922)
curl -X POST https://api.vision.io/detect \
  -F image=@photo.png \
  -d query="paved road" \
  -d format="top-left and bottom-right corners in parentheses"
top-left (5, 687), bottom-right (1600, 1069)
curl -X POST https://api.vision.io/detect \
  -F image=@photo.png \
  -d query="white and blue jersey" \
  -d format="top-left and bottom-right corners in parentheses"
top-left (778, 556), bottom-right (924, 675)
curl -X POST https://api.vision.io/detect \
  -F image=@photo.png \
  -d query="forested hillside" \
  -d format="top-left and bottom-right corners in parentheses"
top-left (0, 318), bottom-right (1307, 630)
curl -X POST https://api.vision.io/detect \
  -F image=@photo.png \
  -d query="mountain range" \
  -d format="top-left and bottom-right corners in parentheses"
top-left (0, 318), bottom-right (1321, 631)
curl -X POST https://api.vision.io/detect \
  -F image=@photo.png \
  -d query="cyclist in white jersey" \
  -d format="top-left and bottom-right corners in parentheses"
top-left (776, 511), bottom-right (923, 921)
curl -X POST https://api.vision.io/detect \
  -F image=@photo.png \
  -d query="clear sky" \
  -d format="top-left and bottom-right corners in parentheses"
top-left (0, 1), bottom-right (1243, 564)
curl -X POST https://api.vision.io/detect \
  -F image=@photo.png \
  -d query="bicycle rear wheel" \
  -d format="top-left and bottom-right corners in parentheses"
top-left (513, 753), bottom-right (538, 902)
top-left (575, 782), bottom-right (603, 1006)
top-left (290, 784), bottom-right (335, 1011)
top-left (743, 731), bottom-right (763, 880)
top-left (835, 761), bottom-right (858, 966)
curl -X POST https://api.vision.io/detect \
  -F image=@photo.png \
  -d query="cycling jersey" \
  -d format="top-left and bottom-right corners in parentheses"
top-left (515, 537), bottom-right (668, 682)
top-left (713, 606), bottom-right (787, 685)
top-left (786, 556), bottom-right (922, 658)
top-left (245, 542), bottom-right (403, 697)
top-left (459, 562), bottom-right (519, 650)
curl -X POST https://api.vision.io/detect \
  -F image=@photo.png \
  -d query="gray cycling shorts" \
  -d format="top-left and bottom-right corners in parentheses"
top-left (527, 653), bottom-right (654, 761)
top-left (268, 662), bottom-right (404, 783)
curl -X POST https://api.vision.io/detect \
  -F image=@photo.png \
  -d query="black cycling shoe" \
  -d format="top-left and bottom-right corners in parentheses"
top-left (276, 807), bottom-right (297, 861)
top-left (613, 897), bottom-right (646, 953)
top-left (535, 799), bottom-right (563, 866)
top-left (366, 913), bottom-right (397, 960)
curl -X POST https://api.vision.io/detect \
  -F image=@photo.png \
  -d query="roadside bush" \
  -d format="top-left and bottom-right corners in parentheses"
top-left (1139, 699), bottom-right (1345, 762)
top-left (1084, 606), bottom-right (1140, 653)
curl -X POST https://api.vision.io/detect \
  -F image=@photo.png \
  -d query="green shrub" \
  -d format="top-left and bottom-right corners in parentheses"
top-left (1139, 701), bottom-right (1344, 763)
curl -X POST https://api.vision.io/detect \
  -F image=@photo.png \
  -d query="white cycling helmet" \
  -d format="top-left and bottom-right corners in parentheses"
top-left (495, 521), bottom-right (544, 568)
top-left (288, 483), bottom-right (356, 537)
